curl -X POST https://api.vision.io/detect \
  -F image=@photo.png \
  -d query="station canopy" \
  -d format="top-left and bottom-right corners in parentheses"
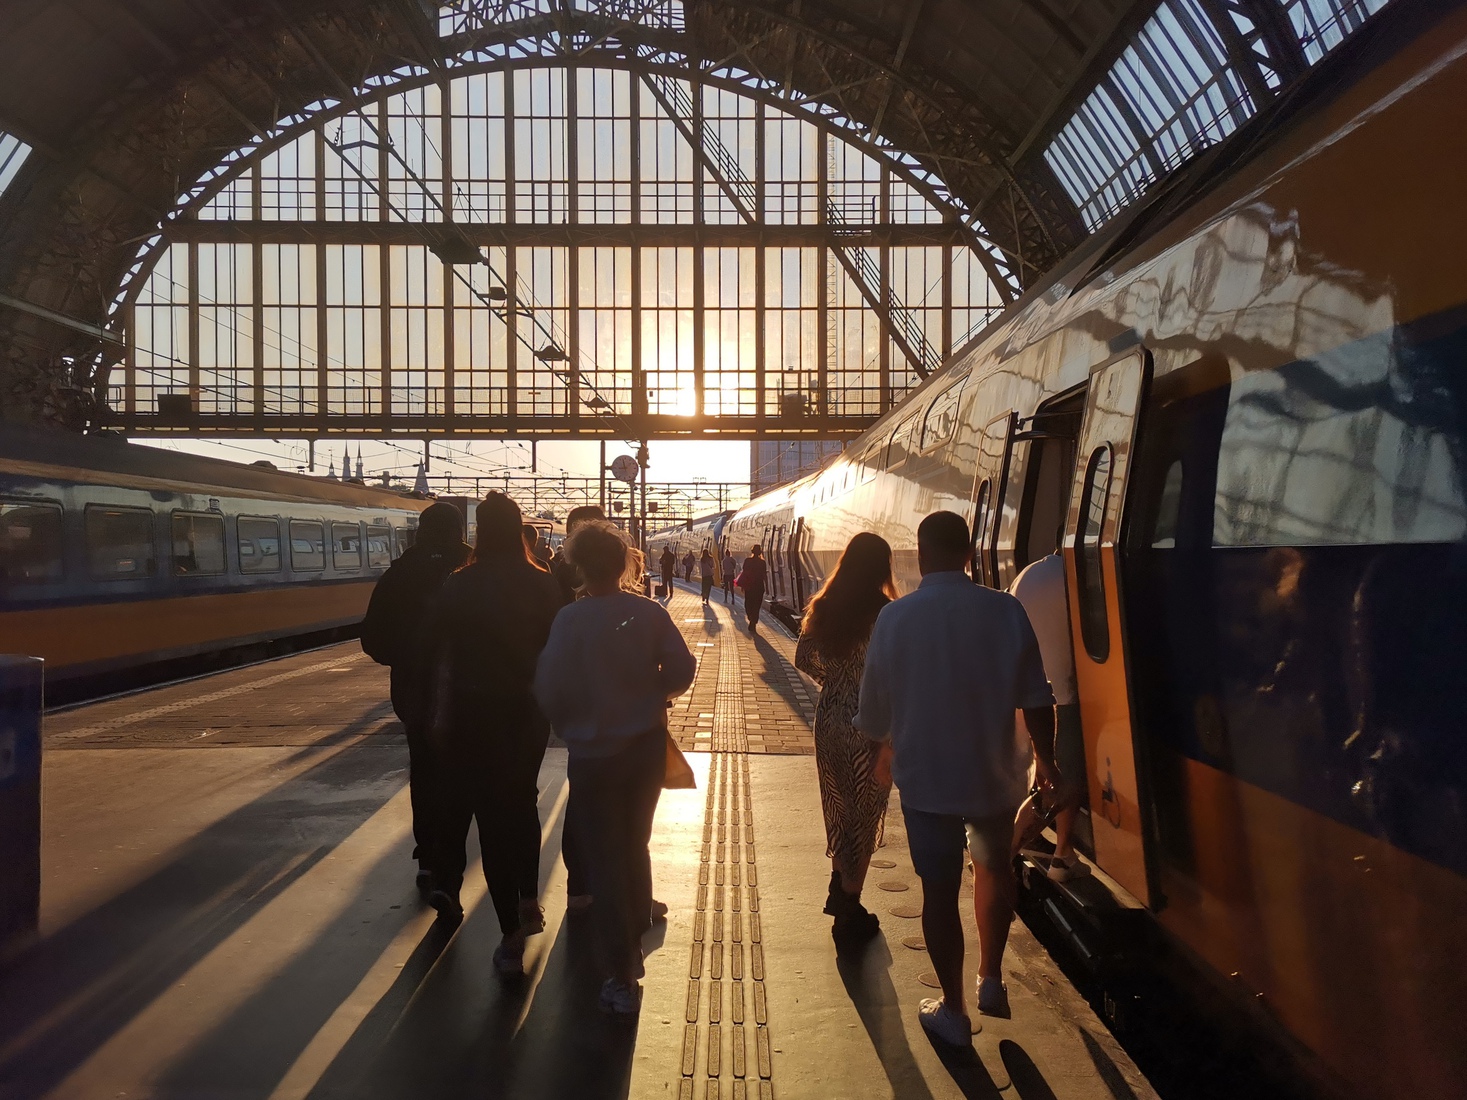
top-left (0, 0), bottom-right (1396, 439)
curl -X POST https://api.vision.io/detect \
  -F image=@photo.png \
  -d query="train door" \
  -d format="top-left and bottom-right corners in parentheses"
top-left (1063, 348), bottom-right (1154, 906)
top-left (969, 412), bottom-right (1016, 587)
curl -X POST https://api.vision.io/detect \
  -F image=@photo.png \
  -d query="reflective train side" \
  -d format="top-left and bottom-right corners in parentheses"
top-left (0, 428), bottom-right (429, 692)
top-left (723, 5), bottom-right (1467, 1096)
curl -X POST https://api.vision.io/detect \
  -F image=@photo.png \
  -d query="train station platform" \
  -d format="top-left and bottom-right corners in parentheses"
top-left (0, 583), bottom-right (1157, 1100)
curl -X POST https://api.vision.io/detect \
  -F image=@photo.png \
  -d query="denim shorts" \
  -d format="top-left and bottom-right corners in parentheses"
top-left (902, 804), bottom-right (1018, 887)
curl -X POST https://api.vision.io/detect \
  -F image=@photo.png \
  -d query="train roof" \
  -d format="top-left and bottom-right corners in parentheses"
top-left (0, 426), bottom-right (425, 510)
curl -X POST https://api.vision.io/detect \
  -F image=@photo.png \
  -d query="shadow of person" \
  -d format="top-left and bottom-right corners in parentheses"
top-left (998, 1039), bottom-right (1059, 1100)
top-left (919, 1027), bottom-right (1006, 1100)
top-left (835, 939), bottom-right (939, 1100)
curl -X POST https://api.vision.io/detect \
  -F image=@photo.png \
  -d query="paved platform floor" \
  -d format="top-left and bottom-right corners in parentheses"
top-left (1, 586), bottom-right (1156, 1100)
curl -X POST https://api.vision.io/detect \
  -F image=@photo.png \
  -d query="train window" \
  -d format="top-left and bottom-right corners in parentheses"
top-left (171, 513), bottom-right (226, 576)
top-left (921, 380), bottom-right (964, 451)
top-left (1075, 446), bottom-right (1113, 661)
top-left (238, 516), bottom-right (281, 573)
top-left (290, 520), bottom-right (326, 572)
top-left (0, 500), bottom-right (63, 583)
top-left (366, 525), bottom-right (392, 568)
top-left (396, 526), bottom-right (416, 553)
top-left (970, 480), bottom-right (991, 584)
top-left (332, 523), bottom-right (362, 570)
top-left (85, 506), bottom-right (157, 579)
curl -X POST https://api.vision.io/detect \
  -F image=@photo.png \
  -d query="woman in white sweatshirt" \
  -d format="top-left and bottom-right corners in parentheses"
top-left (533, 520), bottom-right (696, 1015)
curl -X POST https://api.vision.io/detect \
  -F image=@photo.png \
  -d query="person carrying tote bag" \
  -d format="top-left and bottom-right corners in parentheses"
top-left (534, 520), bottom-right (697, 1015)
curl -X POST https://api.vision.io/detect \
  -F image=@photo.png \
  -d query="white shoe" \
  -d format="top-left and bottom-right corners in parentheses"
top-left (1047, 854), bottom-right (1091, 883)
top-left (917, 998), bottom-right (972, 1047)
top-left (976, 976), bottom-right (1010, 1018)
top-left (599, 978), bottom-right (640, 1016)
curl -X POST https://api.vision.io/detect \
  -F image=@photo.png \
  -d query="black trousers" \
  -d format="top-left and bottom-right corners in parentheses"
top-left (567, 730), bottom-right (666, 979)
top-left (390, 667), bottom-right (437, 867)
top-left (432, 716), bottom-right (550, 937)
top-left (744, 586), bottom-right (765, 627)
top-left (700, 575), bottom-right (715, 601)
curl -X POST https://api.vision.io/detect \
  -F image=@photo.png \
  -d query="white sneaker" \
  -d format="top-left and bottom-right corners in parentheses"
top-left (917, 998), bottom-right (972, 1047)
top-left (1047, 854), bottom-right (1092, 883)
top-left (976, 976), bottom-right (1010, 1018)
top-left (599, 978), bottom-right (640, 1016)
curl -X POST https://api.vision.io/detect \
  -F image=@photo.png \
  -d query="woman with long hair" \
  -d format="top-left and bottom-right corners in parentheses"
top-left (423, 492), bottom-right (565, 977)
top-left (795, 532), bottom-right (899, 950)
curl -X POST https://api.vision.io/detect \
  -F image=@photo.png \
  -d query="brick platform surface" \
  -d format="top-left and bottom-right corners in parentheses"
top-left (663, 581), bottom-right (816, 756)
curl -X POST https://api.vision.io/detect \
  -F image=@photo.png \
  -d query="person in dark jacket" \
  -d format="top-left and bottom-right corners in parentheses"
top-left (682, 550), bottom-right (695, 583)
top-left (423, 493), bottom-right (565, 977)
top-left (739, 544), bottom-right (768, 631)
top-left (360, 501), bottom-right (470, 895)
top-left (659, 546), bottom-right (676, 597)
top-left (550, 504), bottom-right (607, 604)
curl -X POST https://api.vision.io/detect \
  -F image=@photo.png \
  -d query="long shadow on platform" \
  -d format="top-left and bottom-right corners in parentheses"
top-left (297, 845), bottom-right (638, 1098)
top-left (837, 940), bottom-right (939, 1100)
top-left (0, 723), bottom-right (405, 1099)
top-left (152, 774), bottom-right (584, 1099)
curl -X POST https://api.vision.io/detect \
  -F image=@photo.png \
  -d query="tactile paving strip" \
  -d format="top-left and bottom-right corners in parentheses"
top-left (679, 626), bottom-right (775, 1100)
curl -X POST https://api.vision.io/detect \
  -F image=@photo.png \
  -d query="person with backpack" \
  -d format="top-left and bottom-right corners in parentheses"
top-left (360, 501), bottom-right (471, 896)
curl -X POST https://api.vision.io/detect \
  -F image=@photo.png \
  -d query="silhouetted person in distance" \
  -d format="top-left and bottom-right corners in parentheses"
top-left (659, 545), bottom-right (676, 596)
top-left (534, 520), bottom-right (697, 1014)
top-left (738, 545), bottom-right (767, 630)
top-left (682, 550), bottom-right (695, 583)
top-left (722, 547), bottom-right (736, 603)
top-left (546, 503), bottom-right (605, 911)
top-left (360, 501), bottom-right (470, 896)
top-left (856, 511), bottom-right (1074, 1045)
top-left (699, 547), bottom-right (716, 605)
top-left (422, 493), bottom-right (565, 977)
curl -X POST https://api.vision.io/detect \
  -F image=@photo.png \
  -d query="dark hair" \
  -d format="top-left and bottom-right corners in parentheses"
top-left (564, 519), bottom-right (629, 587)
top-left (565, 504), bottom-right (606, 534)
top-left (917, 510), bottom-right (970, 561)
top-left (416, 501), bottom-right (464, 546)
top-left (801, 533), bottom-right (897, 659)
top-left (472, 492), bottom-right (536, 566)
top-left (701, 547), bottom-right (712, 557)
top-left (521, 523), bottom-right (550, 571)
top-left (750, 545), bottom-right (764, 557)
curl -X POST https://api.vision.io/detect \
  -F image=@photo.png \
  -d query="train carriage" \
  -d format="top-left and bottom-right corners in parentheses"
top-left (0, 428), bottom-right (428, 694)
top-left (720, 3), bottom-right (1467, 1095)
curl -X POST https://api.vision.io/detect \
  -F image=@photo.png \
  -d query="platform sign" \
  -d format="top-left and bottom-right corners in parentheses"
top-left (0, 655), bottom-right (42, 955)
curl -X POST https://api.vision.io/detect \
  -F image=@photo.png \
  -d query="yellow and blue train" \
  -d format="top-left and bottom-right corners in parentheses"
top-left (0, 428), bottom-right (428, 696)
top-left (724, 3), bottom-right (1467, 1096)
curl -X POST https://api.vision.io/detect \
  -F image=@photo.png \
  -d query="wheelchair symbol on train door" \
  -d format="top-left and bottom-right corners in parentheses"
top-left (1099, 756), bottom-right (1122, 828)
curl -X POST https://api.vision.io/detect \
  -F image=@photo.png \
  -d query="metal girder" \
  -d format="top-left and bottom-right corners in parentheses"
top-left (158, 219), bottom-right (968, 247)
top-left (110, 412), bottom-right (878, 441)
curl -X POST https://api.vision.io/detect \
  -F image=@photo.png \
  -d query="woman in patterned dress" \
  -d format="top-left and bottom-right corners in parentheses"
top-left (795, 532), bottom-right (898, 950)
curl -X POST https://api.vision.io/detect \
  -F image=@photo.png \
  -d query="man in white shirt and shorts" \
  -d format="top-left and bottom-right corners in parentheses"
top-left (856, 511), bottom-right (1072, 1046)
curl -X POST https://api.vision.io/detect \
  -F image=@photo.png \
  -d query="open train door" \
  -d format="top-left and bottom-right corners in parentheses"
top-left (1063, 348), bottom-right (1155, 907)
top-left (969, 412), bottom-right (1016, 587)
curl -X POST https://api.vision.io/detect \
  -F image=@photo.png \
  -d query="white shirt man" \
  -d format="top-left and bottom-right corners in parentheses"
top-left (856, 510), bottom-right (1060, 1044)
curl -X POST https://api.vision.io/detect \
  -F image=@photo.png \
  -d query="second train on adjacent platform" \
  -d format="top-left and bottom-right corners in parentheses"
top-left (723, 4), bottom-right (1467, 1096)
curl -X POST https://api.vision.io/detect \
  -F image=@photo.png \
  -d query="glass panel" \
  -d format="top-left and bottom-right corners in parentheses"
top-left (238, 516), bottom-right (282, 574)
top-left (290, 520), bottom-right (326, 572)
top-left (1077, 446), bottom-right (1113, 660)
top-left (171, 512), bottom-right (227, 575)
top-left (970, 479), bottom-right (991, 583)
top-left (86, 506), bottom-right (157, 578)
top-left (0, 500), bottom-right (63, 583)
top-left (396, 526), bottom-right (416, 552)
top-left (332, 522), bottom-right (363, 569)
top-left (367, 525), bottom-right (393, 568)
